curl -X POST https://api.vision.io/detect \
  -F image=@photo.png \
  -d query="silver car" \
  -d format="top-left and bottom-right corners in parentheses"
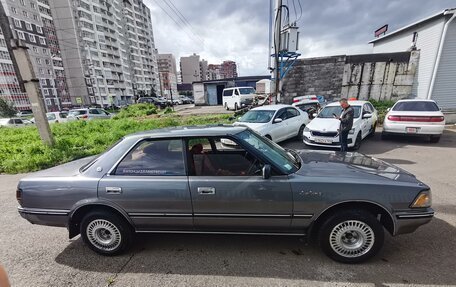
top-left (17, 126), bottom-right (434, 263)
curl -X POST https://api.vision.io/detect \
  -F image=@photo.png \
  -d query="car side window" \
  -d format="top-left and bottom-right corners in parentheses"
top-left (234, 89), bottom-right (240, 96)
top-left (367, 103), bottom-right (375, 112)
top-left (362, 104), bottom-right (370, 115)
top-left (275, 109), bottom-right (287, 120)
top-left (115, 139), bottom-right (185, 176)
top-left (47, 113), bottom-right (56, 120)
top-left (59, 113), bottom-right (67, 118)
top-left (89, 109), bottom-right (100, 114)
top-left (223, 90), bottom-right (232, 97)
top-left (14, 119), bottom-right (23, 124)
top-left (287, 108), bottom-right (299, 118)
top-left (188, 137), bottom-right (263, 176)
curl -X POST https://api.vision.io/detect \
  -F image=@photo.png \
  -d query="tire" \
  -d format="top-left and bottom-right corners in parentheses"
top-left (234, 103), bottom-right (238, 111)
top-left (368, 123), bottom-right (376, 138)
top-left (430, 135), bottom-right (440, 143)
top-left (224, 102), bottom-right (229, 111)
top-left (352, 133), bottom-right (362, 150)
top-left (318, 210), bottom-right (384, 263)
top-left (296, 125), bottom-right (305, 140)
top-left (80, 211), bottom-right (133, 256)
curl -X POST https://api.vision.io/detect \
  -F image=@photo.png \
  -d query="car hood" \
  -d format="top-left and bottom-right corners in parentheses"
top-left (233, 122), bottom-right (268, 133)
top-left (294, 150), bottom-right (422, 184)
top-left (307, 118), bottom-right (359, 132)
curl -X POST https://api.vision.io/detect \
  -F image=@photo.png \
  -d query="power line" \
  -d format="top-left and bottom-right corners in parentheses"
top-left (297, 0), bottom-right (303, 22)
top-left (162, 0), bottom-right (204, 44)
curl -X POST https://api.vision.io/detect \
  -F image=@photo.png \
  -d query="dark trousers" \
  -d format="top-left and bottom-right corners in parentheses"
top-left (339, 130), bottom-right (349, 152)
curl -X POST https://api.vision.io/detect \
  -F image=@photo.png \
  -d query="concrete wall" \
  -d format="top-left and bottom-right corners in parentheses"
top-left (282, 51), bottom-right (419, 104)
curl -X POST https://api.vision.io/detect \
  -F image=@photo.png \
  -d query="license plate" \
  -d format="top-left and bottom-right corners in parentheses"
top-left (406, 127), bottom-right (418, 133)
top-left (314, 137), bottom-right (333, 144)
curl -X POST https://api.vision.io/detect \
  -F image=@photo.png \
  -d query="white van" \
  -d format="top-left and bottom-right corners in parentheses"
top-left (222, 87), bottom-right (256, 110)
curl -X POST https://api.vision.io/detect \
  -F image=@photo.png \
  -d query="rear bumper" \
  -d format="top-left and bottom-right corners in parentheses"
top-left (383, 121), bottom-right (445, 135)
top-left (18, 207), bottom-right (69, 227)
top-left (394, 209), bottom-right (434, 235)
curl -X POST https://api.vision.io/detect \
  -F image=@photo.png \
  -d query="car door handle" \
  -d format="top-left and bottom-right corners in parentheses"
top-left (106, 187), bottom-right (122, 194)
top-left (197, 187), bottom-right (216, 195)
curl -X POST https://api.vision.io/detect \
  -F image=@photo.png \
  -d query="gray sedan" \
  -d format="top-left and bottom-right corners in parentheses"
top-left (17, 126), bottom-right (434, 263)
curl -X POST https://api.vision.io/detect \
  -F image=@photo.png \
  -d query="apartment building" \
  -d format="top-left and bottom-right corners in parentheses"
top-left (158, 53), bottom-right (178, 98)
top-left (207, 64), bottom-right (222, 80)
top-left (221, 60), bottom-right (238, 79)
top-left (2, 0), bottom-right (70, 111)
top-left (48, 0), bottom-right (159, 107)
top-left (0, 25), bottom-right (29, 110)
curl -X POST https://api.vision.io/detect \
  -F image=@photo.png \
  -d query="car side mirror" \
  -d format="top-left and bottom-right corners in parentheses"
top-left (273, 118), bottom-right (283, 123)
top-left (262, 164), bottom-right (271, 179)
top-left (312, 113), bottom-right (317, 118)
top-left (386, 108), bottom-right (391, 112)
top-left (363, 113), bottom-right (372, 119)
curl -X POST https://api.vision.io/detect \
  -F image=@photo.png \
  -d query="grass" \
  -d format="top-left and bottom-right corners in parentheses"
top-left (0, 114), bottom-right (231, 174)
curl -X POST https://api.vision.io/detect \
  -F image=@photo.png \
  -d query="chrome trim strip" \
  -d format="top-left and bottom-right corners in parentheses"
top-left (129, 213), bottom-right (192, 217)
top-left (136, 230), bottom-right (305, 236)
top-left (397, 213), bottom-right (434, 219)
top-left (293, 214), bottom-right (314, 218)
top-left (194, 213), bottom-right (291, 218)
top-left (18, 207), bottom-right (69, 216)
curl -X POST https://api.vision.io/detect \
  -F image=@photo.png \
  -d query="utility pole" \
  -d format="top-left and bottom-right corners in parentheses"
top-left (273, 0), bottom-right (282, 103)
top-left (0, 2), bottom-right (54, 145)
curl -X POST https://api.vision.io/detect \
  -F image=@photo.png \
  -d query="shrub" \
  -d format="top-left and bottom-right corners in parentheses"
top-left (369, 99), bottom-right (396, 124)
top-left (112, 103), bottom-right (158, 119)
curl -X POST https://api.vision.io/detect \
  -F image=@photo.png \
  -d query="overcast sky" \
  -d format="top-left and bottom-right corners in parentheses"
top-left (145, 0), bottom-right (455, 76)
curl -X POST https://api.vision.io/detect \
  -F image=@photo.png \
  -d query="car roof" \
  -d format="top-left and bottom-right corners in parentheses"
top-left (326, 100), bottom-right (369, 107)
top-left (125, 125), bottom-right (248, 139)
top-left (251, 104), bottom-right (294, 111)
top-left (224, 87), bottom-right (254, 90)
top-left (395, 99), bottom-right (436, 103)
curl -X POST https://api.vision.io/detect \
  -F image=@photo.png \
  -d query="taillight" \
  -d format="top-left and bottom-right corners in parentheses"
top-left (16, 188), bottom-right (22, 205)
top-left (81, 114), bottom-right (88, 119)
top-left (387, 115), bottom-right (444, 122)
top-left (293, 99), bottom-right (299, 103)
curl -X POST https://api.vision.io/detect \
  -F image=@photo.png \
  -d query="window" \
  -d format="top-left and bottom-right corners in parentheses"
top-left (392, 101), bottom-right (440, 112)
top-left (31, 2), bottom-right (36, 9)
top-left (187, 137), bottom-right (263, 176)
top-left (39, 37), bottom-right (46, 45)
top-left (47, 113), bottom-right (56, 121)
top-left (89, 109), bottom-right (100, 114)
top-left (47, 69), bottom-right (52, 75)
top-left (42, 48), bottom-right (48, 55)
top-left (17, 31), bottom-right (26, 40)
top-left (115, 139), bottom-right (185, 176)
top-left (28, 34), bottom-right (36, 43)
top-left (14, 19), bottom-right (21, 27)
top-left (286, 108), bottom-right (299, 119)
top-left (43, 89), bottom-right (49, 95)
top-left (36, 26), bottom-right (42, 33)
top-left (33, 14), bottom-right (38, 21)
top-left (32, 46), bottom-right (38, 53)
top-left (20, 0), bottom-right (26, 5)
top-left (40, 78), bottom-right (46, 85)
top-left (223, 89), bottom-right (232, 97)
top-left (45, 59), bottom-right (50, 65)
top-left (11, 7), bottom-right (18, 14)
top-left (23, 11), bottom-right (28, 18)
top-left (25, 22), bottom-right (32, 30)
top-left (36, 58), bottom-right (42, 64)
top-left (234, 89), bottom-right (239, 96)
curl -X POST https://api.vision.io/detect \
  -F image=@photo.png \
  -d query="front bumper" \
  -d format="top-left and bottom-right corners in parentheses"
top-left (303, 132), bottom-right (354, 148)
top-left (394, 209), bottom-right (434, 235)
top-left (18, 207), bottom-right (69, 227)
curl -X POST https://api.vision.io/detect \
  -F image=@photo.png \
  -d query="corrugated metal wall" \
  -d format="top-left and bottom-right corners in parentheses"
top-left (373, 17), bottom-right (446, 100)
top-left (432, 19), bottom-right (456, 110)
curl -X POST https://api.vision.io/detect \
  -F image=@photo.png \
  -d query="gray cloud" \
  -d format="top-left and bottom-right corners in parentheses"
top-left (146, 0), bottom-right (455, 76)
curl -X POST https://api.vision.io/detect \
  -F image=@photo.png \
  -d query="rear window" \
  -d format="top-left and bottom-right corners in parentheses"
top-left (393, 101), bottom-right (439, 111)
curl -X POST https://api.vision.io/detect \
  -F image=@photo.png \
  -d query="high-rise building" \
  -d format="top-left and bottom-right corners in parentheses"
top-left (180, 53), bottom-right (200, 84)
top-left (199, 59), bottom-right (207, 81)
top-left (48, 0), bottom-right (159, 107)
top-left (221, 60), bottom-right (238, 79)
top-left (207, 64), bottom-right (222, 80)
top-left (2, 0), bottom-right (71, 111)
top-left (158, 53), bottom-right (178, 98)
top-left (0, 25), bottom-right (29, 111)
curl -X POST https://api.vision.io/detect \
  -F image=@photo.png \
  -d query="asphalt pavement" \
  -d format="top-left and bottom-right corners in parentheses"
top-left (1, 129), bottom-right (455, 286)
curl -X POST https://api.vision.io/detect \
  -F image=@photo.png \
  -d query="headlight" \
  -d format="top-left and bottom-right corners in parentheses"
top-left (410, 190), bottom-right (432, 208)
top-left (348, 128), bottom-right (355, 134)
top-left (304, 127), bottom-right (310, 132)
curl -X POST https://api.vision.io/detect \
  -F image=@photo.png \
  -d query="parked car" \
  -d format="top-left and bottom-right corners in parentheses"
top-left (137, 97), bottom-right (169, 109)
top-left (67, 108), bottom-right (111, 121)
top-left (31, 112), bottom-right (68, 124)
top-left (172, 98), bottom-right (183, 105)
top-left (179, 96), bottom-right (194, 104)
top-left (292, 95), bottom-right (322, 120)
top-left (16, 110), bottom-right (33, 118)
top-left (382, 99), bottom-right (445, 143)
top-left (303, 100), bottom-right (378, 150)
top-left (223, 87), bottom-right (256, 110)
top-left (17, 125), bottom-right (434, 263)
top-left (230, 104), bottom-right (310, 143)
top-left (0, 118), bottom-right (32, 127)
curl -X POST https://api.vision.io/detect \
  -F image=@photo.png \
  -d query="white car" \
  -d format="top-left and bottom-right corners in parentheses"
top-left (303, 100), bottom-right (378, 150)
top-left (31, 112), bottom-right (68, 124)
top-left (0, 118), bottom-right (32, 128)
top-left (382, 99), bottom-right (445, 143)
top-left (223, 87), bottom-right (256, 111)
top-left (67, 108), bottom-right (111, 121)
top-left (230, 104), bottom-right (310, 143)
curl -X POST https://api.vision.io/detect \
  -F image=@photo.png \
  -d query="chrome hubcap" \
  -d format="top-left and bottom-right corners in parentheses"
top-left (329, 220), bottom-right (374, 258)
top-left (86, 219), bottom-right (121, 251)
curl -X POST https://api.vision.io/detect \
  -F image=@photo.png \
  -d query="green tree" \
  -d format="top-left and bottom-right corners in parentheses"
top-left (0, 98), bottom-right (17, 118)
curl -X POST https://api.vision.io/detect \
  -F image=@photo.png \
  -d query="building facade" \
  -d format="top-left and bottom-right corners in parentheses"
top-left (48, 0), bottom-right (159, 107)
top-left (180, 53), bottom-right (201, 84)
top-left (2, 0), bottom-right (71, 111)
top-left (370, 8), bottom-right (456, 110)
top-left (0, 25), bottom-right (29, 110)
top-left (221, 60), bottom-right (238, 79)
top-left (158, 53), bottom-right (178, 98)
top-left (207, 64), bottom-right (222, 80)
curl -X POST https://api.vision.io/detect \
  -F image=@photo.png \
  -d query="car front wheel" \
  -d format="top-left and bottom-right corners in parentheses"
top-left (80, 211), bottom-right (133, 256)
top-left (352, 133), bottom-right (362, 150)
top-left (318, 210), bottom-right (384, 263)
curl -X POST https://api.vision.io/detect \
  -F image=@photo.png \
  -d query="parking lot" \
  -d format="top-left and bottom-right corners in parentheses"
top-left (1, 128), bottom-right (455, 286)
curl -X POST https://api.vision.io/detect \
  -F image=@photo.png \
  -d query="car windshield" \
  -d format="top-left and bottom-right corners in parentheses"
top-left (239, 110), bottom-right (275, 123)
top-left (318, 105), bottom-right (361, 118)
top-left (69, 110), bottom-right (87, 116)
top-left (236, 130), bottom-right (299, 174)
top-left (238, 88), bottom-right (255, 95)
top-left (392, 101), bottom-right (439, 111)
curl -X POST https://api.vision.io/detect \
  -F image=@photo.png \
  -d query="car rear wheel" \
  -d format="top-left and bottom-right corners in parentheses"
top-left (318, 210), bottom-right (384, 263)
top-left (368, 123), bottom-right (377, 138)
top-left (430, 135), bottom-right (440, 143)
top-left (224, 102), bottom-right (229, 111)
top-left (296, 125), bottom-right (306, 140)
top-left (234, 103), bottom-right (238, 111)
top-left (80, 211), bottom-right (133, 256)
